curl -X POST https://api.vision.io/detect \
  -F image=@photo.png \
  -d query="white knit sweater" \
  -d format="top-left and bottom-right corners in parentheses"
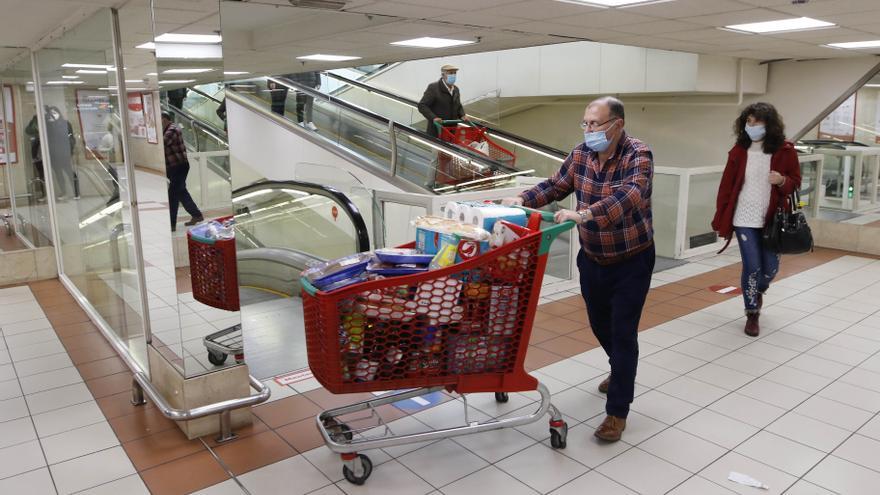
top-left (733, 141), bottom-right (772, 228)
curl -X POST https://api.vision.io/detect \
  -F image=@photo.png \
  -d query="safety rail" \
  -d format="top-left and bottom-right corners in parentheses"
top-left (323, 71), bottom-right (569, 162)
top-left (104, 223), bottom-right (271, 443)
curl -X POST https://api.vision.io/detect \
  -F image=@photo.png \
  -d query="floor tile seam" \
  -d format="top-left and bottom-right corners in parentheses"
top-left (200, 437), bottom-right (254, 495)
top-left (0, 329), bottom-right (61, 493)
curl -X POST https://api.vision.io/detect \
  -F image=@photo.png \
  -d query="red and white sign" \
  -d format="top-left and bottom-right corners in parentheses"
top-left (273, 368), bottom-right (313, 386)
top-left (127, 93), bottom-right (147, 139)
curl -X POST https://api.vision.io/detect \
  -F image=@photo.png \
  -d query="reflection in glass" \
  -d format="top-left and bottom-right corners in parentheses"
top-left (35, 8), bottom-right (147, 368)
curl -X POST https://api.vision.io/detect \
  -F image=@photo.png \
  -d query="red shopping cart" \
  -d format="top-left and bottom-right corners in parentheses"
top-left (301, 208), bottom-right (574, 485)
top-left (187, 216), bottom-right (244, 366)
top-left (433, 120), bottom-right (516, 186)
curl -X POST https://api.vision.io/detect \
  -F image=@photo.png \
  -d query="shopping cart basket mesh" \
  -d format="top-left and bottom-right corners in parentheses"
top-left (303, 233), bottom-right (543, 394)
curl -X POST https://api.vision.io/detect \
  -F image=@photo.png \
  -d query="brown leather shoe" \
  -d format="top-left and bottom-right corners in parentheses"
top-left (598, 376), bottom-right (610, 394)
top-left (594, 415), bottom-right (626, 442)
top-left (744, 313), bottom-right (760, 337)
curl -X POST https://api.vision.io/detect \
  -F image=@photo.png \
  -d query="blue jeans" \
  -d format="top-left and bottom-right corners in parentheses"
top-left (578, 245), bottom-right (654, 418)
top-left (734, 227), bottom-right (780, 314)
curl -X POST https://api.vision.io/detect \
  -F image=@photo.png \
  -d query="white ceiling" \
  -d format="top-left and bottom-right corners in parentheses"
top-left (5, 0), bottom-right (880, 85)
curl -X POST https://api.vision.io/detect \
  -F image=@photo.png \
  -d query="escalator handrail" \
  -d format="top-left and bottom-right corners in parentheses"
top-left (323, 71), bottom-right (569, 160)
top-left (264, 76), bottom-right (521, 175)
top-left (232, 179), bottom-right (371, 253)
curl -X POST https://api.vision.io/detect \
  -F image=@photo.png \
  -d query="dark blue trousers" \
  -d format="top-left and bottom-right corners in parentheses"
top-left (578, 245), bottom-right (654, 418)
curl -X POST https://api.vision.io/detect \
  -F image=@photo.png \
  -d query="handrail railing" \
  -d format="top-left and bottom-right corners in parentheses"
top-left (323, 71), bottom-right (569, 161)
top-left (102, 222), bottom-right (270, 443)
top-left (267, 76), bottom-right (523, 177)
top-left (189, 86), bottom-right (223, 106)
top-left (233, 179), bottom-right (371, 253)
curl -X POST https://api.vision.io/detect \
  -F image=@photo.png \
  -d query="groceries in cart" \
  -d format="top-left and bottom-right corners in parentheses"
top-left (187, 217), bottom-right (234, 242)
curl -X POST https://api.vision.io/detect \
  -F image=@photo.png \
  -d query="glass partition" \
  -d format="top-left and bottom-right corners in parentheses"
top-left (35, 8), bottom-right (147, 368)
top-left (652, 172), bottom-right (680, 258)
top-left (686, 171), bottom-right (722, 250)
top-left (2, 57), bottom-right (53, 248)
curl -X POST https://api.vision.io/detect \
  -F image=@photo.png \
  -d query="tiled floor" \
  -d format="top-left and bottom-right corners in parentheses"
top-left (2, 248), bottom-right (880, 494)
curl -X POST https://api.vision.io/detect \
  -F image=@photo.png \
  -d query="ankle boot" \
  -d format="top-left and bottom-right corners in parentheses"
top-left (744, 313), bottom-right (760, 337)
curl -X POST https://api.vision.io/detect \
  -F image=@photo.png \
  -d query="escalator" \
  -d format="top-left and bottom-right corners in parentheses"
top-left (230, 179), bottom-right (370, 379)
top-left (225, 76), bottom-right (548, 195)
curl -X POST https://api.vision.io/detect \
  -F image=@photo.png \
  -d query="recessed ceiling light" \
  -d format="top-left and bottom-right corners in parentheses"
top-left (162, 68), bottom-right (214, 74)
top-left (555, 0), bottom-right (673, 6)
top-left (390, 37), bottom-right (476, 49)
top-left (99, 86), bottom-right (149, 91)
top-left (158, 79), bottom-right (196, 84)
top-left (61, 75), bottom-right (79, 79)
top-left (62, 63), bottom-right (113, 69)
top-left (46, 80), bottom-right (84, 85)
top-left (224, 71), bottom-right (250, 75)
top-left (865, 84), bottom-right (880, 87)
top-left (155, 33), bottom-right (222, 44)
top-left (826, 40), bottom-right (880, 49)
top-left (724, 17), bottom-right (835, 34)
top-left (136, 42), bottom-right (156, 50)
top-left (146, 73), bottom-right (157, 76)
top-left (296, 54), bottom-right (362, 62)
top-left (76, 69), bottom-right (107, 74)
top-left (125, 79), bottom-right (143, 83)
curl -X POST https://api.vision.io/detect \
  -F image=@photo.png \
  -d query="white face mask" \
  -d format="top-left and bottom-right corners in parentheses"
top-left (745, 123), bottom-right (766, 141)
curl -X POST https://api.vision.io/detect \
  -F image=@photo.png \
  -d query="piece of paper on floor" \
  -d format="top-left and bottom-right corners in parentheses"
top-left (728, 471), bottom-right (769, 490)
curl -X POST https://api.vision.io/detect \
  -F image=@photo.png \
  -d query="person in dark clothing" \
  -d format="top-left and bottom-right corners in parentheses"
top-left (167, 88), bottom-right (188, 111)
top-left (288, 71), bottom-right (320, 129)
top-left (268, 79), bottom-right (289, 116)
top-left (25, 115), bottom-right (46, 200)
top-left (162, 112), bottom-right (203, 231)
top-left (216, 97), bottom-right (227, 131)
top-left (44, 106), bottom-right (77, 200)
top-left (417, 64), bottom-right (468, 138)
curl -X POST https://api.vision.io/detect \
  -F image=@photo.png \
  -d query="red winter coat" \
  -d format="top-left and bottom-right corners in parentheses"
top-left (711, 141), bottom-right (802, 250)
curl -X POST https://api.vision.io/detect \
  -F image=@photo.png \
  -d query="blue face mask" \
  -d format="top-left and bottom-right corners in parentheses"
top-left (445, 74), bottom-right (457, 85)
top-left (584, 120), bottom-right (617, 152)
top-left (745, 123), bottom-right (766, 141)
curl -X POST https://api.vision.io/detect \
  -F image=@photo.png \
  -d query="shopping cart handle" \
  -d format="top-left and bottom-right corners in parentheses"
top-left (515, 205), bottom-right (556, 223)
top-left (301, 277), bottom-right (319, 296)
top-left (434, 119), bottom-right (463, 129)
top-left (514, 206), bottom-right (577, 256)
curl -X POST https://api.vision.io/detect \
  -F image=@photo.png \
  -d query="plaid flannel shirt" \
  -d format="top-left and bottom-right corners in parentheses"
top-left (163, 124), bottom-right (188, 169)
top-left (520, 132), bottom-right (654, 260)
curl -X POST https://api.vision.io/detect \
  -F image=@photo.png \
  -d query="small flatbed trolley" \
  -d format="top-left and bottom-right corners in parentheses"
top-left (187, 216), bottom-right (244, 366)
top-left (301, 208), bottom-right (575, 485)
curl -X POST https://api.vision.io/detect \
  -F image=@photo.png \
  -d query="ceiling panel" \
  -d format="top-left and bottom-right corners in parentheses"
top-left (625, 0), bottom-right (752, 19)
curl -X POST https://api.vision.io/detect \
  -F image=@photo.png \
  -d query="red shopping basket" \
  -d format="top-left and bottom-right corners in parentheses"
top-left (433, 120), bottom-right (516, 186)
top-left (187, 216), bottom-right (240, 311)
top-left (300, 211), bottom-right (573, 396)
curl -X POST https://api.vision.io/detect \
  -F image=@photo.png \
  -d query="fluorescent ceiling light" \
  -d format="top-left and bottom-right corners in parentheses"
top-left (390, 37), bottom-right (475, 49)
top-left (155, 44), bottom-right (222, 60)
top-left (76, 69), bottom-right (107, 74)
top-left (826, 40), bottom-right (880, 49)
top-left (136, 42), bottom-right (156, 49)
top-left (163, 68), bottom-right (213, 74)
top-left (158, 79), bottom-right (196, 84)
top-left (155, 33), bottom-right (222, 44)
top-left (61, 75), bottom-right (79, 79)
top-left (46, 80), bottom-right (84, 85)
top-left (555, 0), bottom-right (672, 6)
top-left (224, 71), bottom-right (250, 75)
top-left (62, 63), bottom-right (112, 69)
top-left (125, 79), bottom-right (142, 83)
top-left (99, 87), bottom-right (149, 91)
top-left (297, 54), bottom-right (362, 62)
top-left (865, 84), bottom-right (880, 88)
top-left (146, 73), bottom-right (157, 76)
top-left (724, 17), bottom-right (835, 34)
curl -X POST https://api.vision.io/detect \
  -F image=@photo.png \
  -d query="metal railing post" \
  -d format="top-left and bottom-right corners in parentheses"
top-left (217, 409), bottom-right (236, 443)
top-left (388, 120), bottom-right (398, 177)
top-left (131, 377), bottom-right (146, 406)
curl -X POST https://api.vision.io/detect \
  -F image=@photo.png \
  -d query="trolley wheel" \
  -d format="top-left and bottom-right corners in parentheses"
top-left (323, 418), bottom-right (354, 442)
top-left (342, 454), bottom-right (372, 485)
top-left (550, 421), bottom-right (568, 449)
top-left (494, 392), bottom-right (509, 403)
top-left (207, 350), bottom-right (228, 366)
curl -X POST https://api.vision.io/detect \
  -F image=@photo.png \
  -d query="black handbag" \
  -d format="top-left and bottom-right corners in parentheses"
top-left (762, 189), bottom-right (813, 254)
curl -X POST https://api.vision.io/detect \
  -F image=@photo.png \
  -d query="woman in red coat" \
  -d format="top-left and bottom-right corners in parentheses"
top-left (712, 102), bottom-right (801, 337)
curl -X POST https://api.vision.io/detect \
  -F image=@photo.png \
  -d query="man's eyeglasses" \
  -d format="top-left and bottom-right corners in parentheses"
top-left (580, 118), bottom-right (618, 131)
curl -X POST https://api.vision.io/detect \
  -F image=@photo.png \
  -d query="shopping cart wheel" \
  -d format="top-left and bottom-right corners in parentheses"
top-left (323, 418), bottom-right (354, 442)
top-left (494, 392), bottom-right (509, 403)
top-left (342, 454), bottom-right (372, 485)
top-left (207, 350), bottom-right (228, 366)
top-left (549, 420), bottom-right (568, 449)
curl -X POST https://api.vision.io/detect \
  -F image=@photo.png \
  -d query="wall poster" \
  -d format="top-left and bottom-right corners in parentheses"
top-left (75, 89), bottom-right (114, 159)
top-left (818, 93), bottom-right (856, 141)
top-left (0, 85), bottom-right (18, 164)
top-left (141, 92), bottom-right (158, 144)
top-left (128, 93), bottom-right (146, 139)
